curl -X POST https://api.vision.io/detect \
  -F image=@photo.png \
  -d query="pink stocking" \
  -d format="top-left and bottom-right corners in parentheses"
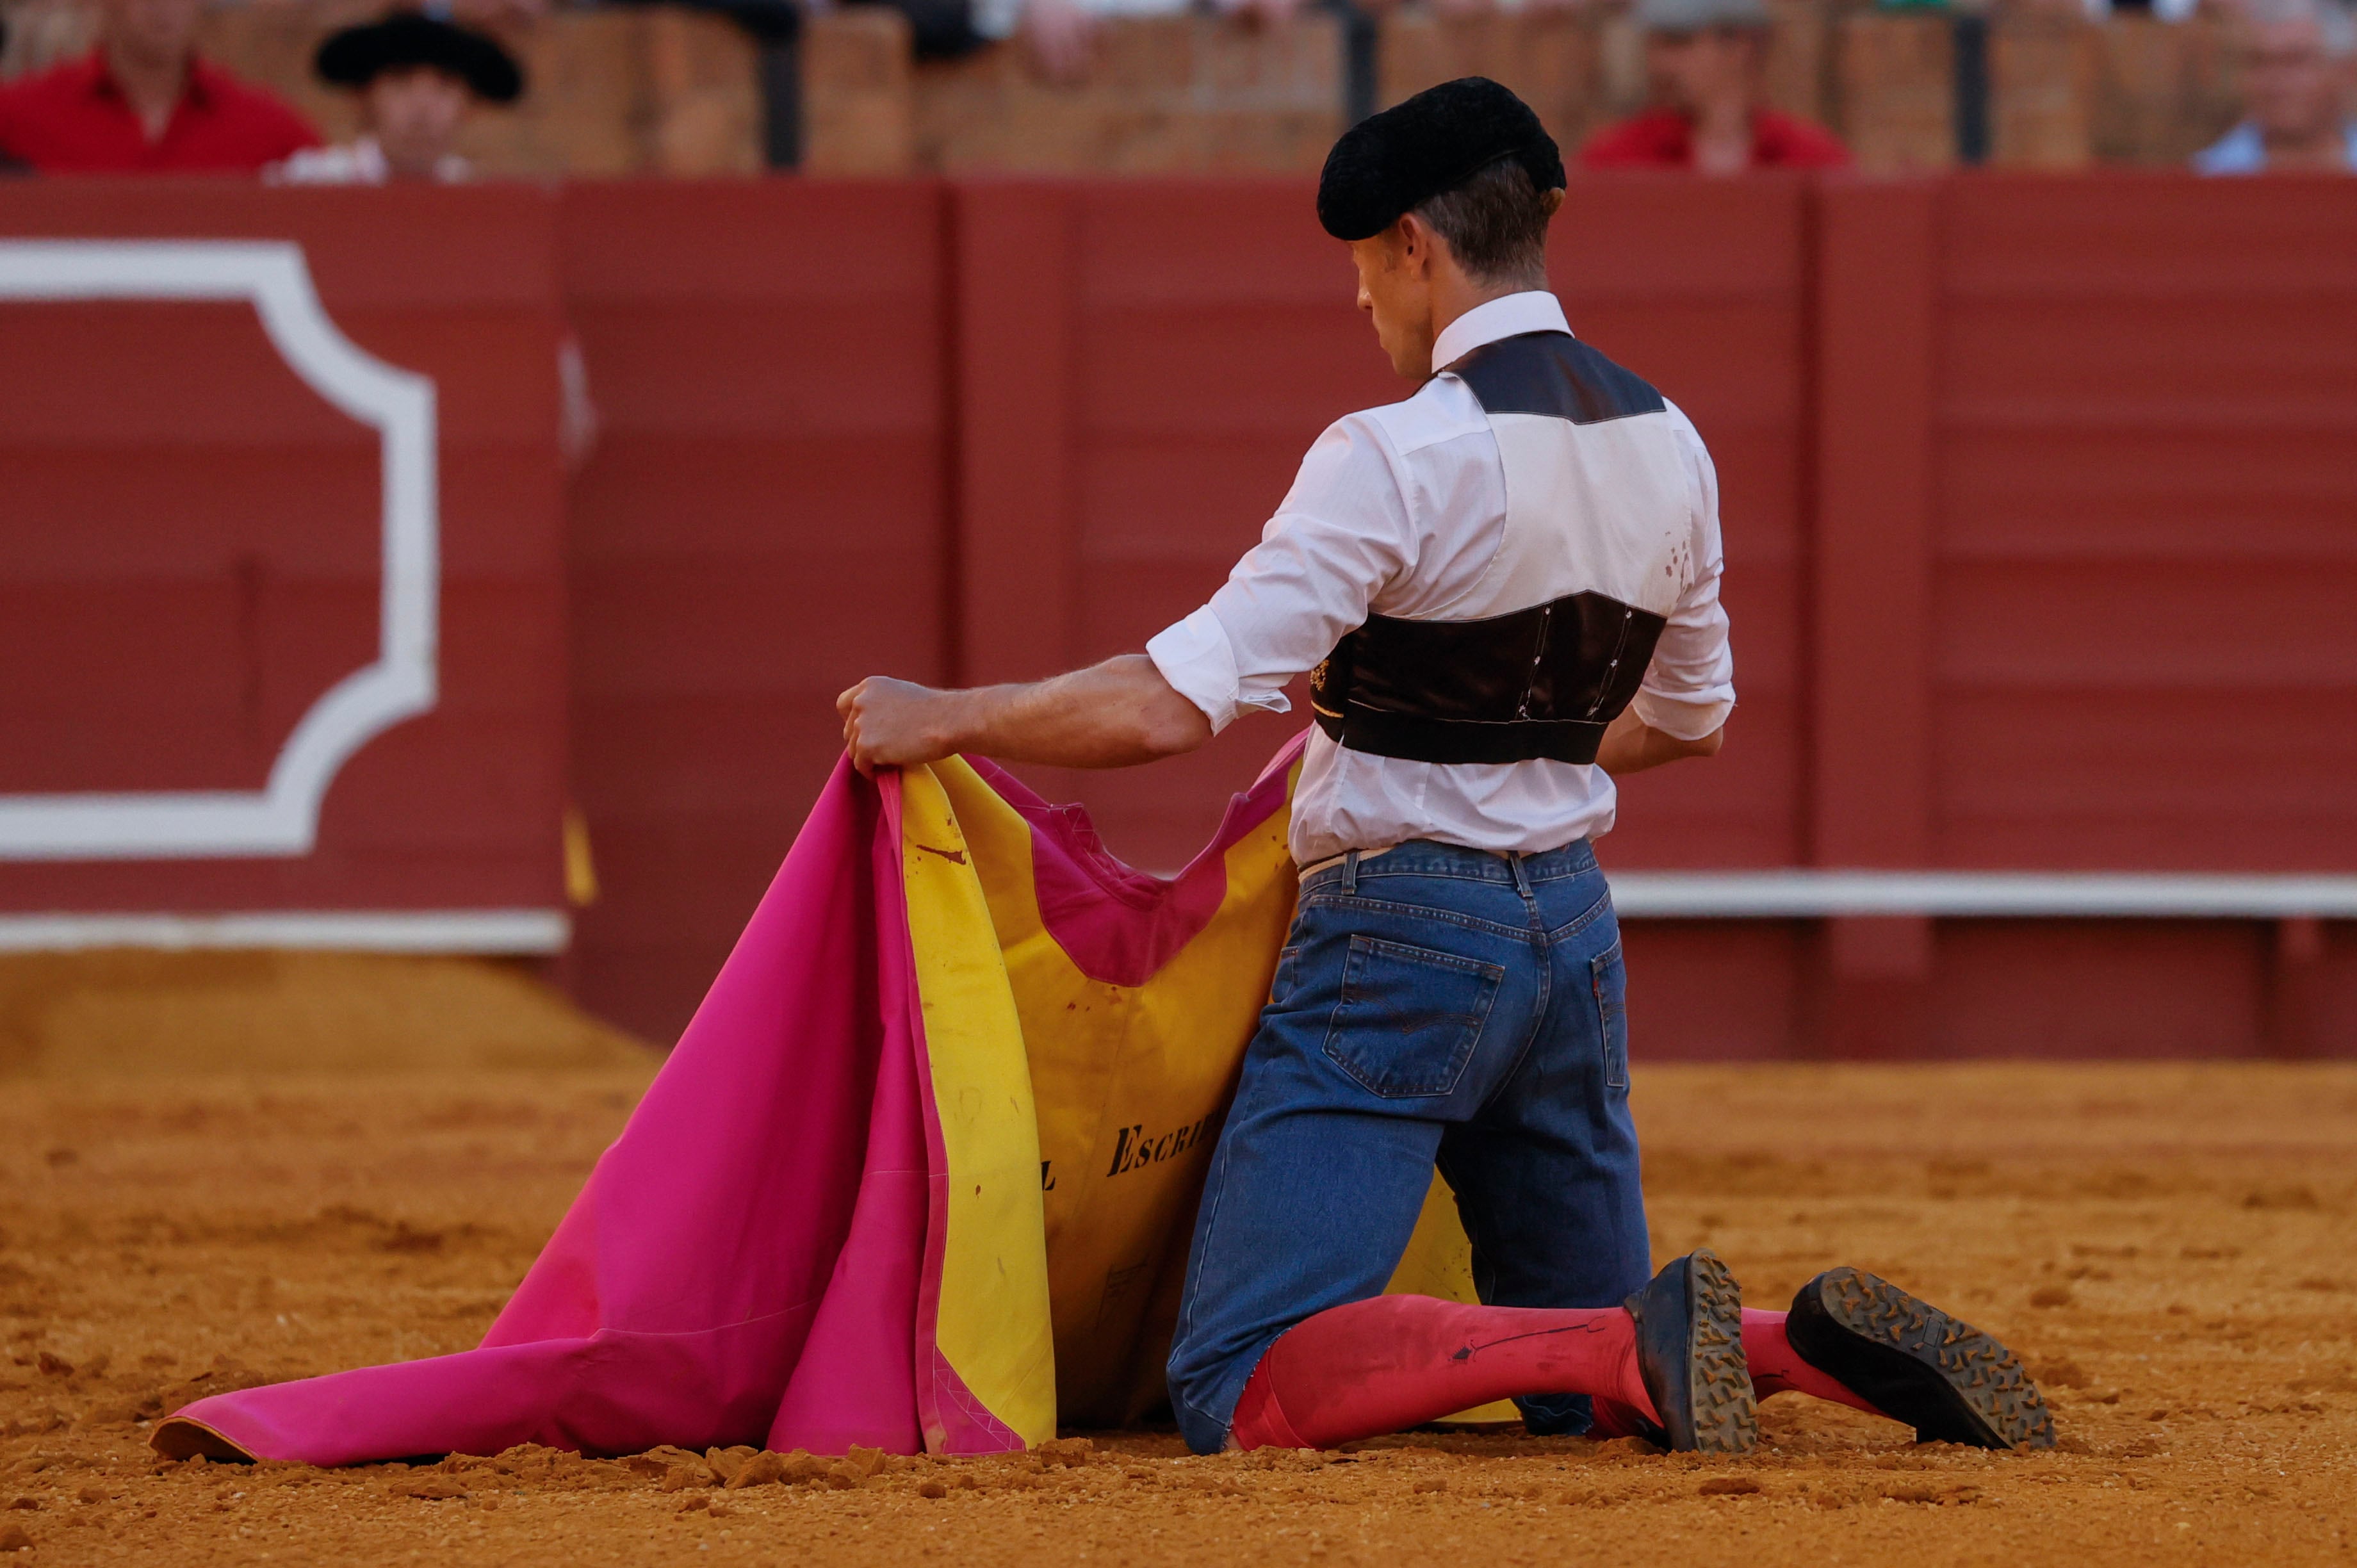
top-left (1228, 1294), bottom-right (1660, 1450)
top-left (1742, 1307), bottom-right (1880, 1416)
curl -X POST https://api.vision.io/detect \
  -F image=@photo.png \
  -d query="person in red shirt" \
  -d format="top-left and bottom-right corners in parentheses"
top-left (1579, 0), bottom-right (1848, 174)
top-left (0, 0), bottom-right (320, 174)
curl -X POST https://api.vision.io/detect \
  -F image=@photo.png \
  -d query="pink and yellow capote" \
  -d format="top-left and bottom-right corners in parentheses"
top-left (156, 742), bottom-right (1507, 1464)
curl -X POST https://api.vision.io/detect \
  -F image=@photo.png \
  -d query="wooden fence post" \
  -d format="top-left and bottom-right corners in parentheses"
top-left (1811, 179), bottom-right (1941, 1057)
top-left (801, 9), bottom-right (918, 177)
top-left (1991, 14), bottom-right (2095, 169)
top-left (1836, 12), bottom-right (1957, 172)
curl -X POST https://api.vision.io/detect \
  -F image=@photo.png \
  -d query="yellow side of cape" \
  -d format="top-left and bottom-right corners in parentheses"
top-left (911, 758), bottom-right (1518, 1436)
top-left (899, 764), bottom-right (1058, 1448)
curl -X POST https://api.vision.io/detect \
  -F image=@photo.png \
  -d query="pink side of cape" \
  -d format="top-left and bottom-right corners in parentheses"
top-left (969, 730), bottom-right (1301, 989)
top-left (163, 739), bottom-right (1305, 1466)
top-left (170, 765), bottom-right (926, 1463)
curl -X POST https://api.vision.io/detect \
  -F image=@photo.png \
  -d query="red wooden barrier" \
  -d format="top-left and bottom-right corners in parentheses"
top-left (947, 173), bottom-right (2357, 1061)
top-left (1804, 173), bottom-right (2357, 1058)
top-left (560, 181), bottom-right (954, 1041)
top-left (3, 174), bottom-right (2351, 1058)
top-left (1929, 176), bottom-right (2357, 875)
top-left (0, 183), bottom-right (569, 941)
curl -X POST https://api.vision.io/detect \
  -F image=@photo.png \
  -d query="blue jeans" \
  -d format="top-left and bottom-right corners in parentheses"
top-left (1164, 838), bottom-right (1652, 1454)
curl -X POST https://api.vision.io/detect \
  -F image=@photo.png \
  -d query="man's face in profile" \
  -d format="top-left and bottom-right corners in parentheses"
top-left (1350, 224), bottom-right (1440, 383)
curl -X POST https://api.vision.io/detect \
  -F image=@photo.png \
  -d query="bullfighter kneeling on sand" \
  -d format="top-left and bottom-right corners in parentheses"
top-left (838, 76), bottom-right (2055, 1457)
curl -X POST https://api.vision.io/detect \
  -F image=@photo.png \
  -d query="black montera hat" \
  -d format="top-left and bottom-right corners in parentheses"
top-left (1317, 77), bottom-right (1565, 242)
top-left (316, 12), bottom-right (525, 104)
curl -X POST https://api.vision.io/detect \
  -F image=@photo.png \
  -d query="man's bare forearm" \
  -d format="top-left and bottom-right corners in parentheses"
top-left (1594, 707), bottom-right (1725, 776)
top-left (941, 657), bottom-right (1213, 767)
top-left (838, 655), bottom-right (1212, 775)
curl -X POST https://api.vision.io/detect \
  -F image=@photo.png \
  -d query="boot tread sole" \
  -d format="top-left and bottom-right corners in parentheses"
top-left (1685, 1250), bottom-right (1759, 1455)
top-left (1811, 1267), bottom-right (2055, 1450)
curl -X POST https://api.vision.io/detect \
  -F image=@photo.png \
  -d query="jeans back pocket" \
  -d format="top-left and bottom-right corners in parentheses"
top-left (1591, 939), bottom-right (1630, 1091)
top-left (1322, 935), bottom-right (1504, 1098)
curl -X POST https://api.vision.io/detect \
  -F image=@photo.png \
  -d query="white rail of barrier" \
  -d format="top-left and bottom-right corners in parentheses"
top-left (0, 910), bottom-right (569, 954)
top-left (0, 876), bottom-right (2349, 956)
top-left (1606, 871), bottom-right (2357, 919)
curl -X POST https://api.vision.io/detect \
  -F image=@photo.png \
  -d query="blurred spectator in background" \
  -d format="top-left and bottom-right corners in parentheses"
top-left (0, 0), bottom-right (317, 171)
top-left (2194, 0), bottom-right (2357, 172)
top-left (1578, 0), bottom-right (1847, 173)
top-left (273, 12), bottom-right (523, 183)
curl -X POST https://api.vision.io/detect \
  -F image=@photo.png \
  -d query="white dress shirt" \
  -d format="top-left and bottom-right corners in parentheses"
top-left (1146, 291), bottom-right (1736, 866)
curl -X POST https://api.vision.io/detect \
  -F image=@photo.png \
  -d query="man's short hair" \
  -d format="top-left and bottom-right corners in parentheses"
top-left (1413, 157), bottom-right (1554, 286)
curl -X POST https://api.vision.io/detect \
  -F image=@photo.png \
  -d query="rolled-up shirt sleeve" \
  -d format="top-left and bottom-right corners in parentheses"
top-left (1146, 414), bottom-right (1415, 735)
top-left (1630, 407), bottom-right (1737, 740)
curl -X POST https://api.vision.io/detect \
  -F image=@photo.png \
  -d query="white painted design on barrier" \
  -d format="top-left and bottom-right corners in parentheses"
top-left (0, 910), bottom-right (568, 954)
top-left (0, 240), bottom-right (437, 860)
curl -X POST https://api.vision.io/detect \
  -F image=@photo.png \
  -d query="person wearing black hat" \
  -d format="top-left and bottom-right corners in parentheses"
top-left (835, 78), bottom-right (2053, 1458)
top-left (273, 11), bottom-right (523, 184)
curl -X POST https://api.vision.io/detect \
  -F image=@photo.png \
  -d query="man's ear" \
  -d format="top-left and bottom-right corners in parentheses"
top-left (1541, 188), bottom-right (1567, 219)
top-left (1394, 211), bottom-right (1440, 279)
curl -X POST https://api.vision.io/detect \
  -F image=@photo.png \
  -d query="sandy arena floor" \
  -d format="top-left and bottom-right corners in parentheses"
top-left (1, 967), bottom-right (2352, 1566)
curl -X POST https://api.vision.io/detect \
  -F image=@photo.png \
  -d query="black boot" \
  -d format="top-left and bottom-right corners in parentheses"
top-left (1623, 1248), bottom-right (1758, 1453)
top-left (1786, 1267), bottom-right (2055, 1450)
